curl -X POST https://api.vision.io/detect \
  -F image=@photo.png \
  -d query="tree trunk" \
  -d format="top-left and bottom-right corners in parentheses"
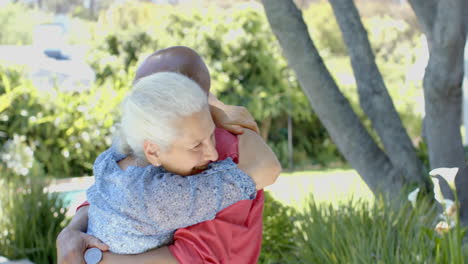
top-left (408, 0), bottom-right (467, 201)
top-left (328, 0), bottom-right (427, 187)
top-left (260, 116), bottom-right (272, 141)
top-left (262, 0), bottom-right (405, 195)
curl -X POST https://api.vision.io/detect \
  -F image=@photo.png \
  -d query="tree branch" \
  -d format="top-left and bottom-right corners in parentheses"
top-left (407, 0), bottom-right (437, 38)
top-left (328, 0), bottom-right (426, 185)
top-left (421, 0), bottom-right (466, 169)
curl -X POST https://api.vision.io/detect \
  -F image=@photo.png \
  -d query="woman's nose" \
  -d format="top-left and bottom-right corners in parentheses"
top-left (204, 140), bottom-right (218, 161)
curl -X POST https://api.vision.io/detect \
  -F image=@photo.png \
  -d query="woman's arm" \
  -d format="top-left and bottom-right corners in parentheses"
top-left (237, 128), bottom-right (282, 190)
top-left (91, 158), bottom-right (256, 233)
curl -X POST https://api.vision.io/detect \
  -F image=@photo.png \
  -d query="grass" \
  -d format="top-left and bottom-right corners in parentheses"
top-left (0, 177), bottom-right (70, 264)
top-left (263, 169), bottom-right (468, 263)
top-left (266, 168), bottom-right (373, 211)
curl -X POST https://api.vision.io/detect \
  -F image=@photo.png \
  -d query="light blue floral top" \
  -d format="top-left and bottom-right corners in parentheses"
top-left (86, 146), bottom-right (256, 254)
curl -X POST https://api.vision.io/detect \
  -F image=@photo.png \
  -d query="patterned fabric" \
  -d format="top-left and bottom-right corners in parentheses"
top-left (86, 145), bottom-right (256, 254)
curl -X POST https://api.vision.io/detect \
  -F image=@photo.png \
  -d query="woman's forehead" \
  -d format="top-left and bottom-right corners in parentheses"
top-left (172, 110), bottom-right (215, 143)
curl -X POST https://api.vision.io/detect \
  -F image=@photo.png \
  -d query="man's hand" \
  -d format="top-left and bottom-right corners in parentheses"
top-left (210, 104), bottom-right (259, 134)
top-left (57, 227), bottom-right (109, 264)
top-left (209, 92), bottom-right (259, 134)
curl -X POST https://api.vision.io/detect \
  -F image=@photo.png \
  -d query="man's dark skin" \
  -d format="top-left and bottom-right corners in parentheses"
top-left (134, 46), bottom-right (211, 91)
top-left (56, 46), bottom-right (259, 264)
top-left (135, 46), bottom-right (259, 134)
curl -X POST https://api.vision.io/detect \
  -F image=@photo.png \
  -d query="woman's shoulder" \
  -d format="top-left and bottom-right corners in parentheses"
top-left (93, 146), bottom-right (160, 179)
top-left (201, 158), bottom-right (251, 182)
top-left (208, 157), bottom-right (237, 171)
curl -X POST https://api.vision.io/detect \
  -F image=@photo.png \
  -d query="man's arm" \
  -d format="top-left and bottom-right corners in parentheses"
top-left (101, 248), bottom-right (178, 264)
top-left (237, 128), bottom-right (282, 190)
top-left (57, 206), bottom-right (109, 264)
top-left (57, 206), bottom-right (179, 264)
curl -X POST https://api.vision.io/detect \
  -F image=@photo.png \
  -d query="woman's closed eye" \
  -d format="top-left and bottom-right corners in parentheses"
top-left (192, 143), bottom-right (202, 150)
top-left (192, 132), bottom-right (215, 150)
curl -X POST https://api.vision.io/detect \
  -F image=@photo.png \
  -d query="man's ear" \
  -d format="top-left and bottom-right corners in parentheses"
top-left (143, 140), bottom-right (162, 166)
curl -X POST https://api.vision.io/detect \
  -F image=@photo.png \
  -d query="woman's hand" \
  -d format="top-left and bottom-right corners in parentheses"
top-left (209, 93), bottom-right (259, 135)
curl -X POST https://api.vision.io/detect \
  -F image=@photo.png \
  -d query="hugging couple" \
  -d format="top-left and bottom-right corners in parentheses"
top-left (56, 46), bottom-right (282, 264)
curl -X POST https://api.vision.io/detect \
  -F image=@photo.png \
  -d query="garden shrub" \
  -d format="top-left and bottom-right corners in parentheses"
top-left (0, 176), bottom-right (69, 264)
top-left (293, 194), bottom-right (461, 263)
top-left (86, 3), bottom-right (338, 169)
top-left (85, 1), bottom-right (424, 170)
top-left (0, 3), bottom-right (52, 45)
top-left (1, 1), bottom-right (426, 173)
top-left (259, 191), bottom-right (299, 264)
top-left (0, 67), bottom-right (127, 177)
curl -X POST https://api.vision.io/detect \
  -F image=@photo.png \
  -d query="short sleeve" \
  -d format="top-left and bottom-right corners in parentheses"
top-left (214, 128), bottom-right (239, 163)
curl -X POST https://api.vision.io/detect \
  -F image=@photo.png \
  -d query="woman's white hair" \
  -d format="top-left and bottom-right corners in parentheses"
top-left (114, 72), bottom-right (208, 159)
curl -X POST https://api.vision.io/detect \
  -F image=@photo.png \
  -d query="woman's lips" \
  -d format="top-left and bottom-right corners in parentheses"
top-left (194, 164), bottom-right (209, 170)
top-left (192, 163), bottom-right (209, 174)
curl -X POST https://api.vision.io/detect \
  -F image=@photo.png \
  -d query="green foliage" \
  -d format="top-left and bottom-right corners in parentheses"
top-left (85, 2), bottom-right (339, 169)
top-left (303, 3), bottom-right (347, 56)
top-left (0, 176), bottom-right (70, 264)
top-left (86, 1), bottom-right (424, 169)
top-left (260, 191), bottom-right (299, 264)
top-left (293, 193), bottom-right (468, 263)
top-left (0, 3), bottom-right (52, 45)
top-left (0, 67), bottom-right (127, 177)
top-left (1, 1), bottom-right (427, 171)
top-left (416, 140), bottom-right (430, 171)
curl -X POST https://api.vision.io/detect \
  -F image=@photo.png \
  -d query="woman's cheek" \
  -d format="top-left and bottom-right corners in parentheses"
top-left (185, 152), bottom-right (200, 167)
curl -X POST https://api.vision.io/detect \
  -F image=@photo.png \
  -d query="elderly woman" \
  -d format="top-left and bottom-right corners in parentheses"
top-left (57, 47), bottom-right (279, 264)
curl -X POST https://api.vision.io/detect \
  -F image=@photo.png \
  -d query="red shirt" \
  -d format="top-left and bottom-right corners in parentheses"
top-left (77, 128), bottom-right (264, 264)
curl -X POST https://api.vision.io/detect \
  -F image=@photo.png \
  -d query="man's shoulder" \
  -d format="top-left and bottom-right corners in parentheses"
top-left (214, 128), bottom-right (239, 163)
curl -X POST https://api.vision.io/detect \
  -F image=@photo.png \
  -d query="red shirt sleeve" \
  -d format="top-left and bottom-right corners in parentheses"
top-left (76, 201), bottom-right (90, 212)
top-left (169, 128), bottom-right (264, 264)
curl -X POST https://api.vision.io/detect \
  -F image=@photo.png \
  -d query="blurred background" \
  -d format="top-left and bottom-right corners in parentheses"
top-left (1, 0), bottom-right (465, 263)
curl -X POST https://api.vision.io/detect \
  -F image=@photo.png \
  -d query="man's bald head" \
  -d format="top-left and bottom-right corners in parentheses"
top-left (134, 46), bottom-right (211, 93)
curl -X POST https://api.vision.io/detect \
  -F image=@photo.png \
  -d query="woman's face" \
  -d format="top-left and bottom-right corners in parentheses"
top-left (154, 107), bottom-right (218, 176)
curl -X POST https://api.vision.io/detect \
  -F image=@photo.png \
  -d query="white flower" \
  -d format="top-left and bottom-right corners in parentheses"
top-left (408, 187), bottom-right (420, 208)
top-left (431, 177), bottom-right (445, 205)
top-left (0, 134), bottom-right (34, 176)
top-left (430, 167), bottom-right (459, 191)
top-left (54, 117), bottom-right (61, 127)
top-left (443, 199), bottom-right (457, 217)
top-left (61, 149), bottom-right (70, 158)
top-left (77, 105), bottom-right (88, 113)
top-left (81, 132), bottom-right (90, 142)
top-left (435, 221), bottom-right (450, 234)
